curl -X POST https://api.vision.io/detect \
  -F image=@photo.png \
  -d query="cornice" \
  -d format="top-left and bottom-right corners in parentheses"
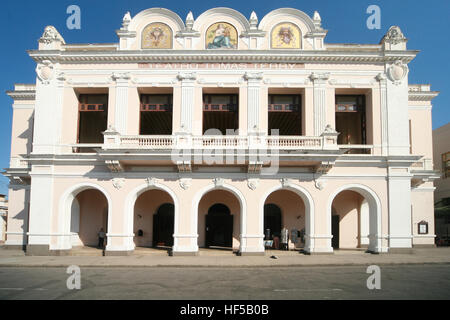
top-left (408, 91), bottom-right (439, 102)
top-left (6, 90), bottom-right (36, 101)
top-left (27, 49), bottom-right (419, 64)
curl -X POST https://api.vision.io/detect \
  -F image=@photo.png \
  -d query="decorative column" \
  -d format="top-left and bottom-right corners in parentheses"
top-left (310, 73), bottom-right (330, 136)
top-left (112, 73), bottom-right (131, 135)
top-left (177, 72), bottom-right (197, 135)
top-left (244, 72), bottom-right (263, 134)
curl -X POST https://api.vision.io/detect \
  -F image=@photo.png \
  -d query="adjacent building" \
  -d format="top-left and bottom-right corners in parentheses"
top-left (3, 7), bottom-right (440, 256)
top-left (433, 123), bottom-right (450, 243)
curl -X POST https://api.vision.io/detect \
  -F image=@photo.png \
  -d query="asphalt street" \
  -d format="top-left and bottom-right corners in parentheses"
top-left (0, 264), bottom-right (449, 300)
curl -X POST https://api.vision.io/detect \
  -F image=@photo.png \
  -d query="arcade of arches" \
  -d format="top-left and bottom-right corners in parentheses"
top-left (65, 184), bottom-right (380, 254)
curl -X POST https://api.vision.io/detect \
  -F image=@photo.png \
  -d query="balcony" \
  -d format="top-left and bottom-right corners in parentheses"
top-left (101, 130), bottom-right (338, 152)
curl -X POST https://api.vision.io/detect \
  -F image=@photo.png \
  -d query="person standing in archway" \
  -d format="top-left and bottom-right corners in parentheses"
top-left (281, 227), bottom-right (289, 251)
top-left (98, 228), bottom-right (106, 249)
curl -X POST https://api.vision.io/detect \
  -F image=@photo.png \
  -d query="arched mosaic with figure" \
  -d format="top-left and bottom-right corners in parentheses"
top-left (206, 22), bottom-right (238, 49)
top-left (141, 22), bottom-right (173, 49)
top-left (271, 22), bottom-right (301, 49)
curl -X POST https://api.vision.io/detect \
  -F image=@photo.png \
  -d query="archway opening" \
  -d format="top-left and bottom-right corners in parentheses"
top-left (71, 189), bottom-right (108, 249)
top-left (198, 190), bottom-right (241, 252)
top-left (264, 204), bottom-right (282, 240)
top-left (331, 190), bottom-right (366, 250)
top-left (153, 203), bottom-right (175, 247)
top-left (206, 204), bottom-right (233, 248)
top-left (264, 190), bottom-right (306, 251)
top-left (134, 189), bottom-right (174, 249)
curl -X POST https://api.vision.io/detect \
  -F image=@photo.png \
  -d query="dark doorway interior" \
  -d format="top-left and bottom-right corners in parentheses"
top-left (140, 94), bottom-right (173, 135)
top-left (205, 204), bottom-right (233, 248)
top-left (268, 95), bottom-right (302, 136)
top-left (153, 203), bottom-right (174, 247)
top-left (332, 214), bottom-right (340, 249)
top-left (264, 204), bottom-right (282, 240)
top-left (78, 94), bottom-right (108, 144)
top-left (335, 95), bottom-right (366, 146)
top-left (203, 94), bottom-right (239, 135)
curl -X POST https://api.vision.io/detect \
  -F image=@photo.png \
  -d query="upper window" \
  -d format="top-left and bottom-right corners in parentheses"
top-left (442, 152), bottom-right (450, 179)
top-left (141, 23), bottom-right (173, 49)
top-left (271, 22), bottom-right (301, 49)
top-left (206, 22), bottom-right (238, 49)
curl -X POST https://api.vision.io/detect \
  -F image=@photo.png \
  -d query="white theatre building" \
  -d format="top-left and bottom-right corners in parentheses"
top-left (3, 7), bottom-right (440, 256)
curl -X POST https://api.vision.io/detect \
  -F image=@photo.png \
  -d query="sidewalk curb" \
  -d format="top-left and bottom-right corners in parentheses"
top-left (1, 261), bottom-right (449, 268)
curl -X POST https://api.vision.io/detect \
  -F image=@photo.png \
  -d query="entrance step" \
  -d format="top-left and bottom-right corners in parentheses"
top-left (70, 247), bottom-right (104, 257)
top-left (133, 248), bottom-right (170, 256)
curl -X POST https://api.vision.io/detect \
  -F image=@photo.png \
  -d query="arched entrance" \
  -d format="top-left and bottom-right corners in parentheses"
top-left (263, 189), bottom-right (306, 251)
top-left (197, 189), bottom-right (241, 251)
top-left (205, 204), bottom-right (233, 248)
top-left (153, 203), bottom-right (175, 247)
top-left (134, 189), bottom-right (174, 248)
top-left (71, 189), bottom-right (108, 248)
top-left (328, 185), bottom-right (382, 253)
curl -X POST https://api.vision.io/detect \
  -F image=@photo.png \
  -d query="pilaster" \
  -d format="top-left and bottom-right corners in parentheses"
top-left (112, 73), bottom-right (131, 135)
top-left (177, 72), bottom-right (197, 134)
top-left (310, 73), bottom-right (330, 136)
top-left (244, 72), bottom-right (264, 134)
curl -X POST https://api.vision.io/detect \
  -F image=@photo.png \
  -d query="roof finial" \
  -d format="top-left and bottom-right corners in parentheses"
top-left (313, 11), bottom-right (322, 29)
top-left (186, 11), bottom-right (194, 30)
top-left (250, 11), bottom-right (258, 30)
top-left (122, 11), bottom-right (131, 30)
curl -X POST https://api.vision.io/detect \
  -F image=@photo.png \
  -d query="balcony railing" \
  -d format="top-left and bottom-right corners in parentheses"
top-left (267, 136), bottom-right (322, 149)
top-left (101, 132), bottom-right (339, 152)
top-left (268, 104), bottom-right (300, 112)
top-left (203, 104), bottom-right (238, 112)
top-left (120, 136), bottom-right (175, 149)
top-left (79, 103), bottom-right (106, 112)
top-left (140, 104), bottom-right (173, 112)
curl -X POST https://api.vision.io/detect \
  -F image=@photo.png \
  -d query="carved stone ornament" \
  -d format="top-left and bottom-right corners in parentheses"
top-left (387, 60), bottom-right (409, 85)
top-left (247, 179), bottom-right (259, 191)
top-left (180, 178), bottom-right (192, 190)
top-left (322, 124), bottom-right (338, 134)
top-left (177, 72), bottom-right (197, 81)
top-left (112, 178), bottom-right (125, 190)
top-left (39, 26), bottom-right (64, 44)
top-left (213, 178), bottom-right (225, 187)
top-left (315, 179), bottom-right (326, 191)
top-left (146, 177), bottom-right (157, 187)
top-left (383, 26), bottom-right (407, 45)
top-left (281, 178), bottom-right (293, 188)
top-left (36, 60), bottom-right (54, 84)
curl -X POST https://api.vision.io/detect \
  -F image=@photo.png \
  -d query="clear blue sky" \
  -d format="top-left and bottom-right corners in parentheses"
top-left (1, 0), bottom-right (449, 196)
